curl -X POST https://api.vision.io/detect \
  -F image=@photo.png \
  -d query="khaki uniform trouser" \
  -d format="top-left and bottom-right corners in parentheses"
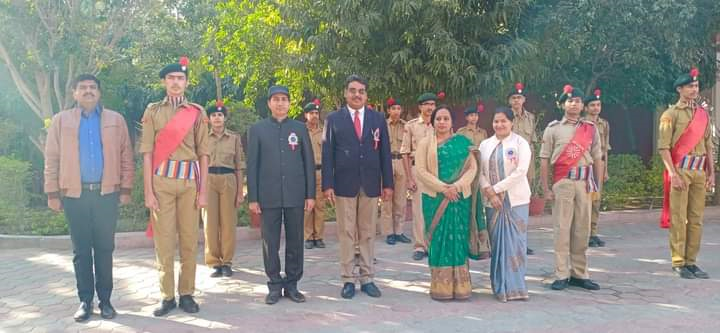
top-left (304, 170), bottom-right (327, 240)
top-left (202, 173), bottom-right (237, 267)
top-left (336, 189), bottom-right (378, 284)
top-left (669, 168), bottom-right (705, 267)
top-left (380, 159), bottom-right (407, 236)
top-left (152, 176), bottom-right (199, 301)
top-left (411, 166), bottom-right (426, 252)
top-left (552, 178), bottom-right (591, 280)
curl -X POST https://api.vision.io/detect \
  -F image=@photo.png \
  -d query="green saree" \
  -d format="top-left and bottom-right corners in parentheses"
top-left (421, 134), bottom-right (484, 300)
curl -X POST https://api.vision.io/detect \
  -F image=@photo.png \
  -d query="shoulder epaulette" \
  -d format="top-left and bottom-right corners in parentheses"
top-left (547, 120), bottom-right (560, 127)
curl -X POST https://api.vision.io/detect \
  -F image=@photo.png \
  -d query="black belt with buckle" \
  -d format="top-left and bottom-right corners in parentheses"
top-left (391, 153), bottom-right (404, 160)
top-left (82, 183), bottom-right (101, 191)
top-left (315, 165), bottom-right (322, 170)
top-left (209, 166), bottom-right (235, 174)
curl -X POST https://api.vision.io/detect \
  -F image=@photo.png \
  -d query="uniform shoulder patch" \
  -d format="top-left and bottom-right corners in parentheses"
top-left (660, 115), bottom-right (673, 126)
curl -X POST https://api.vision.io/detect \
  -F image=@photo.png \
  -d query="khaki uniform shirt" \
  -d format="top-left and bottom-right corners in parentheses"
top-left (139, 97), bottom-right (210, 160)
top-left (387, 118), bottom-right (406, 153)
top-left (209, 129), bottom-right (246, 171)
top-left (400, 117), bottom-right (434, 157)
top-left (657, 101), bottom-right (712, 155)
top-left (583, 116), bottom-right (611, 155)
top-left (307, 123), bottom-right (324, 166)
top-left (540, 117), bottom-right (602, 166)
top-left (513, 109), bottom-right (537, 144)
top-left (456, 126), bottom-right (488, 146)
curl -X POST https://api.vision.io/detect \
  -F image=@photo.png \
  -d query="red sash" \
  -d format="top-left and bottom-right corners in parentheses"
top-left (553, 122), bottom-right (595, 184)
top-left (146, 105), bottom-right (201, 238)
top-left (660, 106), bottom-right (708, 229)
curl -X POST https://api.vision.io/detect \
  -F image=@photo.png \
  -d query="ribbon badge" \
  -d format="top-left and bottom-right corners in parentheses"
top-left (506, 147), bottom-right (518, 164)
top-left (288, 132), bottom-right (299, 151)
top-left (373, 128), bottom-right (380, 150)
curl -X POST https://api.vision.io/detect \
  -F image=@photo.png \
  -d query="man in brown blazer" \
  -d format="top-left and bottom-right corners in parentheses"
top-left (44, 74), bottom-right (134, 322)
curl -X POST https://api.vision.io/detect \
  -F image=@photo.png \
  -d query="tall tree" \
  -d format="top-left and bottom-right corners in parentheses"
top-left (0, 0), bottom-right (155, 149)
top-left (280, 0), bottom-right (535, 105)
top-left (518, 0), bottom-right (719, 106)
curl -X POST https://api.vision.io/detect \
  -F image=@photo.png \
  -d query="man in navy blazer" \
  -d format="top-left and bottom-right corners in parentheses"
top-left (322, 74), bottom-right (393, 299)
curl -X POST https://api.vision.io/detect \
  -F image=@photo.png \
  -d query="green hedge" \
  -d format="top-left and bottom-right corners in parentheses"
top-left (602, 154), bottom-right (666, 210)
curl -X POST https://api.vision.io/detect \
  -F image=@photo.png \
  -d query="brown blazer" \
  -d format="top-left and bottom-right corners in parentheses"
top-left (44, 107), bottom-right (134, 198)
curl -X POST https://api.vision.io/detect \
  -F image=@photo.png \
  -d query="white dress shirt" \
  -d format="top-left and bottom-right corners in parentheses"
top-left (478, 132), bottom-right (532, 207)
top-left (348, 106), bottom-right (365, 133)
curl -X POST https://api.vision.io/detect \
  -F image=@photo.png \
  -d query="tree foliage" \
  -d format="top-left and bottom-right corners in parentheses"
top-left (518, 0), bottom-right (720, 107)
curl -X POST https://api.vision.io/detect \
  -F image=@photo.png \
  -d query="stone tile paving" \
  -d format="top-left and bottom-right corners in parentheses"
top-left (1, 207), bottom-right (719, 332)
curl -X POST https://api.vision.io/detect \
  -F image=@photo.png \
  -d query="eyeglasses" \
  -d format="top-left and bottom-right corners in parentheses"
top-left (347, 88), bottom-right (367, 95)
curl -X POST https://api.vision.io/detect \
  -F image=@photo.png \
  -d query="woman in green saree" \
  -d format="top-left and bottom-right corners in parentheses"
top-left (415, 106), bottom-right (480, 300)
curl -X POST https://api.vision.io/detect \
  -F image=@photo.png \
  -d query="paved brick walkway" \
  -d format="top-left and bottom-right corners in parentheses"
top-left (1, 208), bottom-right (720, 333)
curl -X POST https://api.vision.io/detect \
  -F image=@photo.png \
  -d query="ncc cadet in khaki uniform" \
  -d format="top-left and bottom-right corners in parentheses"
top-left (140, 57), bottom-right (209, 316)
top-left (381, 97), bottom-right (411, 245)
top-left (540, 85), bottom-right (603, 291)
top-left (582, 89), bottom-right (610, 248)
top-left (401, 92), bottom-right (437, 260)
top-left (456, 105), bottom-right (488, 145)
top-left (203, 101), bottom-right (245, 278)
top-left (658, 68), bottom-right (713, 279)
top-left (303, 99), bottom-right (328, 250)
top-left (508, 82), bottom-right (537, 255)
top-left (457, 105), bottom-right (490, 257)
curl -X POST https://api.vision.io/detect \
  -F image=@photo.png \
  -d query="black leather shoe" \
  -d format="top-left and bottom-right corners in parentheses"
top-left (673, 266), bottom-right (696, 279)
top-left (305, 240), bottom-right (315, 249)
top-left (569, 277), bottom-right (600, 290)
top-left (98, 301), bottom-right (117, 319)
top-left (594, 236), bottom-right (606, 247)
top-left (396, 234), bottom-right (412, 243)
top-left (386, 235), bottom-right (397, 245)
top-left (588, 236), bottom-right (599, 248)
top-left (341, 283), bottom-right (355, 299)
top-left (315, 239), bottom-right (326, 248)
top-left (73, 301), bottom-right (92, 322)
top-left (210, 266), bottom-right (223, 278)
top-left (265, 290), bottom-right (282, 305)
top-left (412, 251), bottom-right (426, 261)
top-left (221, 265), bottom-right (233, 277)
top-left (152, 298), bottom-right (176, 317)
top-left (685, 265), bottom-right (709, 279)
top-left (526, 248), bottom-right (535, 255)
top-left (178, 295), bottom-right (199, 313)
top-left (360, 282), bottom-right (382, 297)
top-left (283, 287), bottom-right (306, 303)
top-left (550, 279), bottom-right (569, 290)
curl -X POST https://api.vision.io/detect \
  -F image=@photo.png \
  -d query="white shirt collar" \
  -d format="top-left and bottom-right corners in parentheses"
top-left (348, 106), bottom-right (365, 115)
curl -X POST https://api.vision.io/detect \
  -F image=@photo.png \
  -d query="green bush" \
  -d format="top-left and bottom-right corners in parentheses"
top-left (645, 154), bottom-right (666, 197)
top-left (603, 154), bottom-right (653, 209)
top-left (117, 167), bottom-right (149, 232)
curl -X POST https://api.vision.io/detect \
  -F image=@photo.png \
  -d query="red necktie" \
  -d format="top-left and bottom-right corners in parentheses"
top-left (354, 111), bottom-right (362, 139)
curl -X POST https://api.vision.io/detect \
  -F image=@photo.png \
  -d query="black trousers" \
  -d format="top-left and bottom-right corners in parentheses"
top-left (261, 207), bottom-right (304, 291)
top-left (62, 190), bottom-right (119, 303)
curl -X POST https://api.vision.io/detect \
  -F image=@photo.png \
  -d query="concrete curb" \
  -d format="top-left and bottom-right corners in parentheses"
top-left (0, 207), bottom-right (670, 251)
top-left (0, 222), bottom-right (339, 250)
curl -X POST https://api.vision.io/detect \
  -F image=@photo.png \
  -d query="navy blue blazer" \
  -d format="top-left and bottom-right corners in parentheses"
top-left (321, 106), bottom-right (393, 198)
